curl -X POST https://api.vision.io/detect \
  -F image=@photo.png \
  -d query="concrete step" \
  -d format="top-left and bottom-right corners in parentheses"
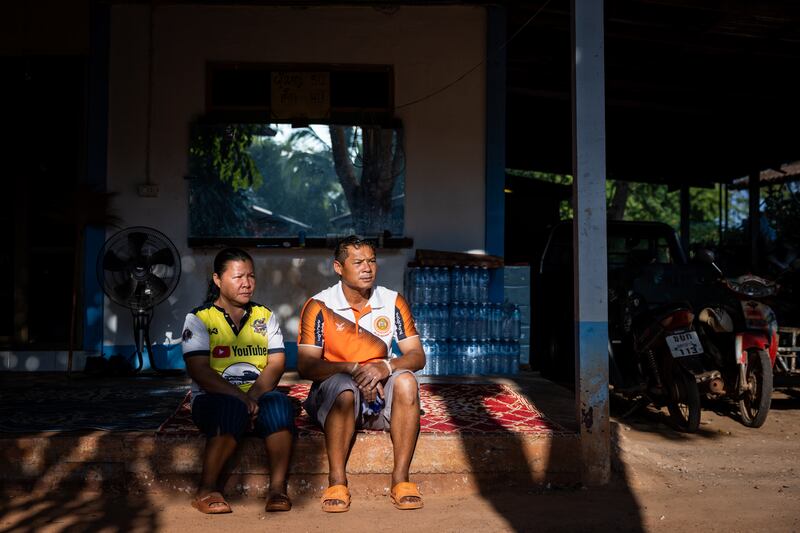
top-left (0, 375), bottom-right (581, 497)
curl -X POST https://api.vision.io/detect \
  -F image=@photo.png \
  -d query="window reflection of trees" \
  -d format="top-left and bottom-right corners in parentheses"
top-left (188, 123), bottom-right (405, 239)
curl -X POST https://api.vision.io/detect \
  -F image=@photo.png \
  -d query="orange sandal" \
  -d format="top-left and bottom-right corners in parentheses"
top-left (390, 482), bottom-right (424, 510)
top-left (321, 484), bottom-right (351, 513)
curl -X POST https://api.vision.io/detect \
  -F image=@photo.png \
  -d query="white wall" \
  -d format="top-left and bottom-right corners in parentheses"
top-left (106, 5), bottom-right (487, 351)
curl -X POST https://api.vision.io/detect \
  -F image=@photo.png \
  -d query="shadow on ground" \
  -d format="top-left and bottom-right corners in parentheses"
top-left (611, 394), bottom-right (723, 442)
top-left (0, 431), bottom-right (161, 532)
top-left (437, 372), bottom-right (647, 533)
top-left (0, 372), bottom-right (320, 532)
top-left (4, 370), bottom-right (746, 532)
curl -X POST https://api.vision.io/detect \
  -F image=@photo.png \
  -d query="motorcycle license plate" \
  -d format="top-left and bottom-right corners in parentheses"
top-left (666, 331), bottom-right (704, 358)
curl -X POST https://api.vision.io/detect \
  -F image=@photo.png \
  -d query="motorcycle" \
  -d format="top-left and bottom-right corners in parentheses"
top-left (609, 284), bottom-right (705, 433)
top-left (694, 251), bottom-right (777, 428)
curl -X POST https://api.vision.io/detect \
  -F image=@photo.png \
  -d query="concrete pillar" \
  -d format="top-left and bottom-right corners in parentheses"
top-left (571, 0), bottom-right (610, 486)
top-left (486, 6), bottom-right (506, 303)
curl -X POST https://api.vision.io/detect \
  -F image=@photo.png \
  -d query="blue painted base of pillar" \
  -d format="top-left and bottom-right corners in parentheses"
top-left (574, 320), bottom-right (610, 405)
top-left (83, 226), bottom-right (105, 352)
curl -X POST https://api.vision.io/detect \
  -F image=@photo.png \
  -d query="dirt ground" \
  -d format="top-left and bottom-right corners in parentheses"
top-left (2, 390), bottom-right (800, 533)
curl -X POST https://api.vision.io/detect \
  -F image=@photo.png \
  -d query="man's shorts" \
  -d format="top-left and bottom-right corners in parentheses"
top-left (192, 390), bottom-right (295, 441)
top-left (303, 369), bottom-right (418, 431)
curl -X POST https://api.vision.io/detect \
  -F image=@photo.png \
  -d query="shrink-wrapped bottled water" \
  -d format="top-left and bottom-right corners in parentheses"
top-left (464, 266), bottom-right (477, 302)
top-left (477, 303), bottom-right (489, 341)
top-left (478, 267), bottom-right (490, 302)
top-left (464, 340), bottom-right (480, 375)
top-left (440, 267), bottom-right (450, 303)
top-left (450, 266), bottom-right (463, 302)
top-left (431, 267), bottom-right (442, 303)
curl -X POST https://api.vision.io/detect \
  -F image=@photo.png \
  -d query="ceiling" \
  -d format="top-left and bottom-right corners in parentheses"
top-left (106, 0), bottom-right (800, 185)
top-left (504, 0), bottom-right (800, 185)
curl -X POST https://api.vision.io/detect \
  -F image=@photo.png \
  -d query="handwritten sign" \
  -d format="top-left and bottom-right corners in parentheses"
top-left (271, 71), bottom-right (330, 121)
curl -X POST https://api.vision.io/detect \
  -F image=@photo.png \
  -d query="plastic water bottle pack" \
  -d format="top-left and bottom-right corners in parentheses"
top-left (407, 265), bottom-right (520, 376)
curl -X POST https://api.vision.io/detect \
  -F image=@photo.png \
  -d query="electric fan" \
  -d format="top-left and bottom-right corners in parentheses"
top-left (97, 226), bottom-right (182, 374)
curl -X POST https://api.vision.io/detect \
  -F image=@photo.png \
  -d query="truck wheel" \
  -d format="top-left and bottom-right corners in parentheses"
top-left (739, 349), bottom-right (773, 428)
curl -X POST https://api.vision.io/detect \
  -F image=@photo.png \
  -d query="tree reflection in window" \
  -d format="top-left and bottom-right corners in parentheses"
top-left (187, 123), bottom-right (405, 240)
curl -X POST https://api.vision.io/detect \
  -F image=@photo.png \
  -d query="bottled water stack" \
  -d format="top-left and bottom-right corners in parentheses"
top-left (408, 265), bottom-right (520, 376)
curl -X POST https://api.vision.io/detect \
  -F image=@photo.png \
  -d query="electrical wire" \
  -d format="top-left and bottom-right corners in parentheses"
top-left (395, 0), bottom-right (554, 110)
top-left (145, 1), bottom-right (155, 185)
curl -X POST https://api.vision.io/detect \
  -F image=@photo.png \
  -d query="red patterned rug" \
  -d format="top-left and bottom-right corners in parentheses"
top-left (156, 383), bottom-right (569, 437)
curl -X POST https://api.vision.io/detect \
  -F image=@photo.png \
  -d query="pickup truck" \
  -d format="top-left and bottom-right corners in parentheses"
top-left (534, 220), bottom-right (693, 381)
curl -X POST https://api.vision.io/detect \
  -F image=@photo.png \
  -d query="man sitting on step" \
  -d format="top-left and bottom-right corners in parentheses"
top-left (297, 236), bottom-right (426, 512)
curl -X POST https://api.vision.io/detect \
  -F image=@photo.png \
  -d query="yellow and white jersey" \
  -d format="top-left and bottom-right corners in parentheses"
top-left (181, 302), bottom-right (284, 397)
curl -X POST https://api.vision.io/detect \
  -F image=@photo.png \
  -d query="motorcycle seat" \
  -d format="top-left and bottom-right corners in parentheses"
top-left (632, 302), bottom-right (692, 330)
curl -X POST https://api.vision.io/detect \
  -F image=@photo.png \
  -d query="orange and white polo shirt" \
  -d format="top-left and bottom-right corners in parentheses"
top-left (297, 281), bottom-right (418, 364)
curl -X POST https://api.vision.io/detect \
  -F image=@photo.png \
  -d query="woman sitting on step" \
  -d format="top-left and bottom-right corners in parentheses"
top-left (181, 247), bottom-right (295, 514)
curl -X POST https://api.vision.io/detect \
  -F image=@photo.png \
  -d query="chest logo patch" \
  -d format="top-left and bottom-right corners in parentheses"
top-left (335, 321), bottom-right (346, 332)
top-left (252, 317), bottom-right (268, 336)
top-left (374, 316), bottom-right (391, 336)
top-left (222, 362), bottom-right (260, 386)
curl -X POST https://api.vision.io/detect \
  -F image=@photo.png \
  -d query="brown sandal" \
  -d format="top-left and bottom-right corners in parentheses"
top-left (265, 492), bottom-right (292, 512)
top-left (191, 491), bottom-right (232, 514)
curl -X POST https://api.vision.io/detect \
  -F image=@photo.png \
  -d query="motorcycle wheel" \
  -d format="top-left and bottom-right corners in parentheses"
top-left (666, 365), bottom-right (701, 433)
top-left (738, 349), bottom-right (773, 428)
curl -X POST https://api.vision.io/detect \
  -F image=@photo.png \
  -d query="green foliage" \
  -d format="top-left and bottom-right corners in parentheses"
top-left (187, 123), bottom-right (370, 237)
top-left (610, 181), bottom-right (728, 247)
top-left (189, 124), bottom-right (264, 191)
top-left (507, 169), bottom-right (750, 248)
top-left (506, 169), bottom-right (572, 185)
top-left (763, 184), bottom-right (800, 247)
top-left (187, 124), bottom-right (271, 237)
top-left (248, 128), bottom-right (348, 232)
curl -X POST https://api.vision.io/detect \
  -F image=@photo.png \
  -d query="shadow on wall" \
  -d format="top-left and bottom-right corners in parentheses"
top-left (101, 249), bottom-right (410, 370)
top-left (99, 253), bottom-right (347, 370)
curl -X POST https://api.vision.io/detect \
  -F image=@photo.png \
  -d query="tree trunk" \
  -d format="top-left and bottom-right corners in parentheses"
top-left (609, 180), bottom-right (630, 220)
top-left (329, 126), bottom-right (399, 235)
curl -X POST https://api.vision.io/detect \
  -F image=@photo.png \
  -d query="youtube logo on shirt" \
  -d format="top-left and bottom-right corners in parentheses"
top-left (212, 345), bottom-right (231, 358)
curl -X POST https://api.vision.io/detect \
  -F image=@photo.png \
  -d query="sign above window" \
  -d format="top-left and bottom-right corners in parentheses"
top-left (270, 71), bottom-right (331, 121)
top-left (206, 63), bottom-right (394, 124)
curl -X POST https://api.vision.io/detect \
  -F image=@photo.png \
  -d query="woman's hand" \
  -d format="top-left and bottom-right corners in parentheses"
top-left (241, 393), bottom-right (259, 416)
top-left (240, 392), bottom-right (259, 430)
